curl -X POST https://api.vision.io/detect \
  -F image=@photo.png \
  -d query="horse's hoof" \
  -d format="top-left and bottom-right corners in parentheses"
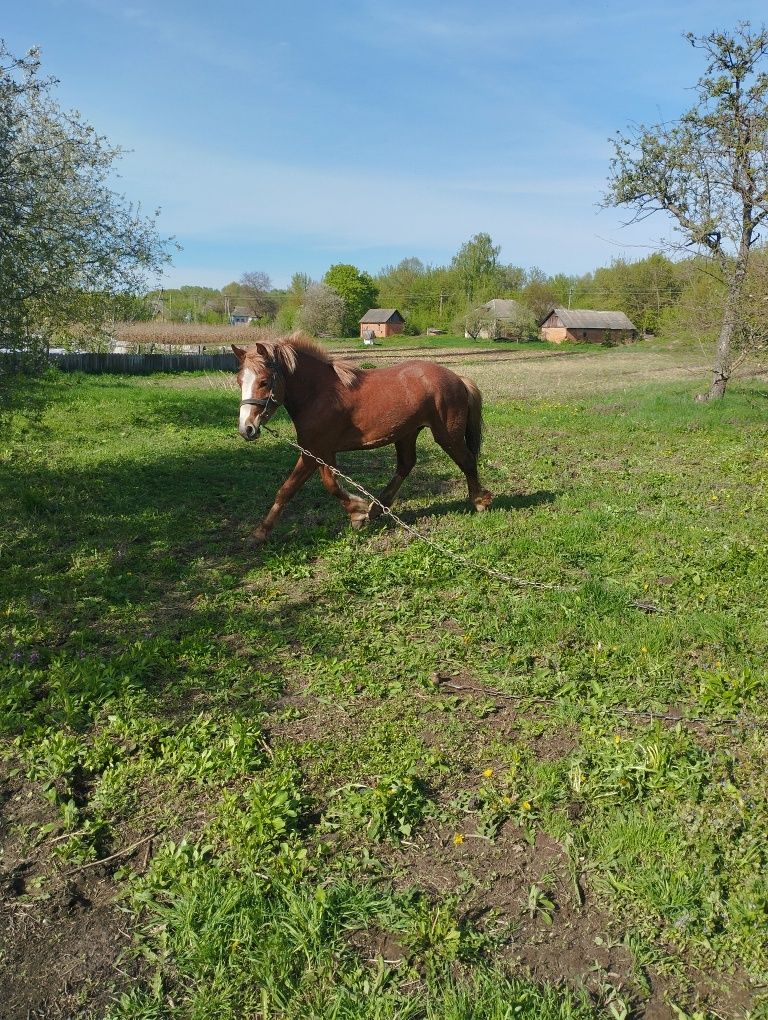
top-left (350, 511), bottom-right (369, 530)
top-left (473, 491), bottom-right (493, 512)
top-left (249, 527), bottom-right (269, 545)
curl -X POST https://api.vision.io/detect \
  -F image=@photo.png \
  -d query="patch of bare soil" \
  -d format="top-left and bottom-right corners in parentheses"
top-left (0, 776), bottom-right (136, 1020)
top-left (374, 811), bottom-right (675, 1018)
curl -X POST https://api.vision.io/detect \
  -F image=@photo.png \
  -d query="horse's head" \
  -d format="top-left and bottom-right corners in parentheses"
top-left (232, 343), bottom-right (286, 441)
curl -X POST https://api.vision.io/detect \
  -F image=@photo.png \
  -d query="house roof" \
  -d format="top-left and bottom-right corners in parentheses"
top-left (231, 306), bottom-right (256, 317)
top-left (542, 307), bottom-right (636, 330)
top-left (359, 308), bottom-right (403, 324)
top-left (476, 298), bottom-right (521, 320)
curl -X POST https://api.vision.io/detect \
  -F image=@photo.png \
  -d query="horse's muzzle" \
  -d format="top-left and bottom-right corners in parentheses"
top-left (241, 423), bottom-right (261, 441)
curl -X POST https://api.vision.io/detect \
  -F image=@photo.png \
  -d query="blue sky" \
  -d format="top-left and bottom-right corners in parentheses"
top-left (5, 1), bottom-right (765, 289)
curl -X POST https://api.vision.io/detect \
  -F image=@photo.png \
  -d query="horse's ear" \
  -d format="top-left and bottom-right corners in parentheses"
top-left (253, 342), bottom-right (270, 360)
top-left (232, 345), bottom-right (247, 363)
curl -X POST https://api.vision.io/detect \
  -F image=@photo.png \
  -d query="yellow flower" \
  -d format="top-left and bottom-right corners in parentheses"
top-left (716, 660), bottom-right (722, 668)
top-left (482, 768), bottom-right (494, 778)
top-left (453, 833), bottom-right (464, 845)
top-left (521, 801), bottom-right (532, 812)
top-left (641, 646), bottom-right (648, 653)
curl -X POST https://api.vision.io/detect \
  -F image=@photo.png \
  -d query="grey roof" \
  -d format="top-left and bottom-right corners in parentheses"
top-left (231, 305), bottom-right (256, 317)
top-left (359, 308), bottom-right (403, 323)
top-left (542, 307), bottom-right (636, 330)
top-left (476, 298), bottom-right (521, 319)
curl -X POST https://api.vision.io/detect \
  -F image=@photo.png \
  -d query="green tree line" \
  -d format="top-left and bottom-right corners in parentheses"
top-left (141, 236), bottom-right (768, 351)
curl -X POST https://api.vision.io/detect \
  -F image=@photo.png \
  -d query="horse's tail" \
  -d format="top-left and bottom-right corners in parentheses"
top-left (460, 376), bottom-right (484, 458)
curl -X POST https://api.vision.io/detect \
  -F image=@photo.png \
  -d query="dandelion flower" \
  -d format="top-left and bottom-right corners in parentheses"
top-left (521, 801), bottom-right (532, 812)
top-left (641, 646), bottom-right (648, 653)
top-left (614, 734), bottom-right (622, 745)
top-left (453, 833), bottom-right (464, 846)
top-left (482, 768), bottom-right (494, 778)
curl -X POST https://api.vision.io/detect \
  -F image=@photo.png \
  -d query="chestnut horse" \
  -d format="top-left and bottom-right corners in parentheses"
top-left (233, 336), bottom-right (492, 544)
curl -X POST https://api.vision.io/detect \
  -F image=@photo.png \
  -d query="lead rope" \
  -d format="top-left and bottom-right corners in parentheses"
top-left (258, 420), bottom-right (570, 592)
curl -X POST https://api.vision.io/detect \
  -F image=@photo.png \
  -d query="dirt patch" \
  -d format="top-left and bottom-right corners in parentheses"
top-left (1, 871), bottom-right (133, 1020)
top-left (266, 681), bottom-right (374, 748)
top-left (0, 776), bottom-right (135, 1020)
top-left (0, 770), bottom-right (220, 1020)
top-left (375, 814), bottom-right (675, 1018)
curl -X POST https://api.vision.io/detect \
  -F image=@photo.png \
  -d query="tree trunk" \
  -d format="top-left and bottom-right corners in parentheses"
top-left (698, 240), bottom-right (750, 401)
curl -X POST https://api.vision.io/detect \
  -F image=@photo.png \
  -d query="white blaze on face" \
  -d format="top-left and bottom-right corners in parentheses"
top-left (239, 367), bottom-right (258, 431)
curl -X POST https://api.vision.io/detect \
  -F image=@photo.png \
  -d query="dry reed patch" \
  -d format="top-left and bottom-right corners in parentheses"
top-left (111, 321), bottom-right (284, 347)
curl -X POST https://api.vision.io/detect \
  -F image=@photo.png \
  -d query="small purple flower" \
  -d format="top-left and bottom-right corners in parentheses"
top-left (29, 651), bottom-right (41, 665)
top-left (11, 651), bottom-right (24, 664)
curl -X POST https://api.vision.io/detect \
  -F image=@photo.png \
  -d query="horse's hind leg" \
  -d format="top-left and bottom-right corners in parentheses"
top-left (368, 432), bottom-right (418, 521)
top-left (430, 423), bottom-right (492, 512)
top-left (319, 460), bottom-right (370, 530)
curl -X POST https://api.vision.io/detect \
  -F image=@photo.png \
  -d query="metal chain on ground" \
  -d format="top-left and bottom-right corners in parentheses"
top-left (259, 421), bottom-right (571, 592)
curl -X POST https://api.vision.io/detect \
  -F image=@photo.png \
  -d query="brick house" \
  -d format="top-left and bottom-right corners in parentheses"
top-left (540, 308), bottom-right (637, 344)
top-left (359, 309), bottom-right (405, 338)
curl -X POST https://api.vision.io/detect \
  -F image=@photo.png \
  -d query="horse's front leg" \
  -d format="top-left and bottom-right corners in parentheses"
top-left (319, 462), bottom-right (370, 530)
top-left (252, 454), bottom-right (317, 544)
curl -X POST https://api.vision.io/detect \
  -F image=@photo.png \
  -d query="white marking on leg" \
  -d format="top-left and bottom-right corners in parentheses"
top-left (239, 367), bottom-right (257, 430)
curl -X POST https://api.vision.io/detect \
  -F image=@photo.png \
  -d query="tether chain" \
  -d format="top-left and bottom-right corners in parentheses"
top-left (259, 421), bottom-right (569, 592)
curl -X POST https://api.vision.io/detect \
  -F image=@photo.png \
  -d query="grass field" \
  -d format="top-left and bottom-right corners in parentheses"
top-left (1, 343), bottom-right (767, 1019)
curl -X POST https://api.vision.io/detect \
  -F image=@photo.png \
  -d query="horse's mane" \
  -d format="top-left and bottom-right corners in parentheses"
top-left (249, 333), bottom-right (359, 388)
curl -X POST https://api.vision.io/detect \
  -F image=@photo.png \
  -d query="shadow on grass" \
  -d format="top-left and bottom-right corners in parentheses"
top-left (0, 367), bottom-right (60, 425)
top-left (2, 418), bottom-right (537, 735)
top-left (370, 489), bottom-right (558, 527)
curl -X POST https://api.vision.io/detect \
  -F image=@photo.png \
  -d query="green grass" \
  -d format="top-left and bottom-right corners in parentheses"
top-left (1, 369), bottom-right (767, 1018)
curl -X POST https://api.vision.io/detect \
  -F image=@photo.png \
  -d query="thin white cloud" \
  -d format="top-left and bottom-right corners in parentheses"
top-left (118, 135), bottom-right (656, 278)
top-left (121, 138), bottom-right (600, 240)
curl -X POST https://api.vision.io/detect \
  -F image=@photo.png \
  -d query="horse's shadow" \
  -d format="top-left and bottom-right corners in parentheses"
top-left (378, 489), bottom-right (558, 526)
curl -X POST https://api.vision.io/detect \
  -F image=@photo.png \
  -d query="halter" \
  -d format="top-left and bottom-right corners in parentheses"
top-left (239, 361), bottom-right (281, 419)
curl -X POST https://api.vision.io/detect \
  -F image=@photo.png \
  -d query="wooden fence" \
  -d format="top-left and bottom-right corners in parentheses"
top-left (47, 351), bottom-right (239, 374)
